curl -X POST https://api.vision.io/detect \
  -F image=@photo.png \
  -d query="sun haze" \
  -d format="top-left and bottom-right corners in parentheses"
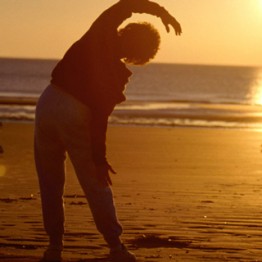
top-left (0, 0), bottom-right (261, 66)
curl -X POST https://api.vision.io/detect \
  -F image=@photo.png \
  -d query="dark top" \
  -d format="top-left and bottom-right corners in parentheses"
top-left (51, 0), bottom-right (166, 166)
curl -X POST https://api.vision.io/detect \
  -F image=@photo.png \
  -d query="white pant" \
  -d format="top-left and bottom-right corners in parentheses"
top-left (34, 85), bottom-right (122, 248)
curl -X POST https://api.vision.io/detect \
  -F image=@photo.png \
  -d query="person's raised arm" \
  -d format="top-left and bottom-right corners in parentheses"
top-left (89, 0), bottom-right (181, 36)
top-left (122, 0), bottom-right (182, 35)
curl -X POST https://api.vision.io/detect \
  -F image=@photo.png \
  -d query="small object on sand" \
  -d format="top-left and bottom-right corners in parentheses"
top-left (0, 122), bottom-right (3, 154)
top-left (0, 198), bottom-right (17, 203)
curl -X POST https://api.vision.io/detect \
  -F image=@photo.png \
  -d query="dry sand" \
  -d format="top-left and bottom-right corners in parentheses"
top-left (1, 122), bottom-right (262, 261)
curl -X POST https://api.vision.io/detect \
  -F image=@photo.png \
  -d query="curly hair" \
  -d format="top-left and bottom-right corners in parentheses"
top-left (118, 22), bottom-right (161, 65)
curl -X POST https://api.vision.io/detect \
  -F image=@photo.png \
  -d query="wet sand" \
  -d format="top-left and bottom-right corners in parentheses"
top-left (1, 122), bottom-right (262, 261)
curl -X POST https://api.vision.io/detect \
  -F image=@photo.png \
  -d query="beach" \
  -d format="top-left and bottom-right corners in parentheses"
top-left (1, 122), bottom-right (262, 261)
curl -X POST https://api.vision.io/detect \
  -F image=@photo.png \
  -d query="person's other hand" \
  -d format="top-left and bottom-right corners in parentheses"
top-left (96, 164), bottom-right (116, 186)
top-left (161, 15), bottom-right (182, 35)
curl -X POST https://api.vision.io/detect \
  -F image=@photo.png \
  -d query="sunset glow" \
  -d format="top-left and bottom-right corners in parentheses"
top-left (259, 0), bottom-right (262, 9)
top-left (0, 165), bottom-right (7, 177)
top-left (252, 69), bottom-right (262, 105)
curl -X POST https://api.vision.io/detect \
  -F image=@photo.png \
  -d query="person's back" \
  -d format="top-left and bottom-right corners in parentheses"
top-left (51, 1), bottom-right (133, 115)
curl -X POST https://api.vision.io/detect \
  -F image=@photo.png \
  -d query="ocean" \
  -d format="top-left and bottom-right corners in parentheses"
top-left (0, 57), bottom-right (262, 129)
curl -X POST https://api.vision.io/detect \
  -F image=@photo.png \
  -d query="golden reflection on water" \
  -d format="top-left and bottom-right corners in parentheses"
top-left (251, 68), bottom-right (262, 105)
top-left (0, 165), bottom-right (7, 177)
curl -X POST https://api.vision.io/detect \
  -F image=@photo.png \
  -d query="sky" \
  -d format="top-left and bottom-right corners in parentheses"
top-left (1, 0), bottom-right (262, 66)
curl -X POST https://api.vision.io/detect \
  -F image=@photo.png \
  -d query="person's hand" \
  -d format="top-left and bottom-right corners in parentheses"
top-left (161, 15), bottom-right (182, 35)
top-left (96, 164), bottom-right (116, 186)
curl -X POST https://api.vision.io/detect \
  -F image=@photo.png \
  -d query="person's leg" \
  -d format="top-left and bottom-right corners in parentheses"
top-left (65, 115), bottom-right (136, 261)
top-left (34, 86), bottom-right (67, 252)
top-left (34, 129), bottom-right (66, 247)
top-left (70, 156), bottom-right (123, 248)
top-left (34, 135), bottom-right (65, 262)
top-left (62, 106), bottom-right (123, 249)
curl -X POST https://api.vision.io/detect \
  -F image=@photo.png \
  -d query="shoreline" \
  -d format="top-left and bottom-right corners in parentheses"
top-left (1, 97), bottom-right (262, 129)
top-left (1, 122), bottom-right (262, 261)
